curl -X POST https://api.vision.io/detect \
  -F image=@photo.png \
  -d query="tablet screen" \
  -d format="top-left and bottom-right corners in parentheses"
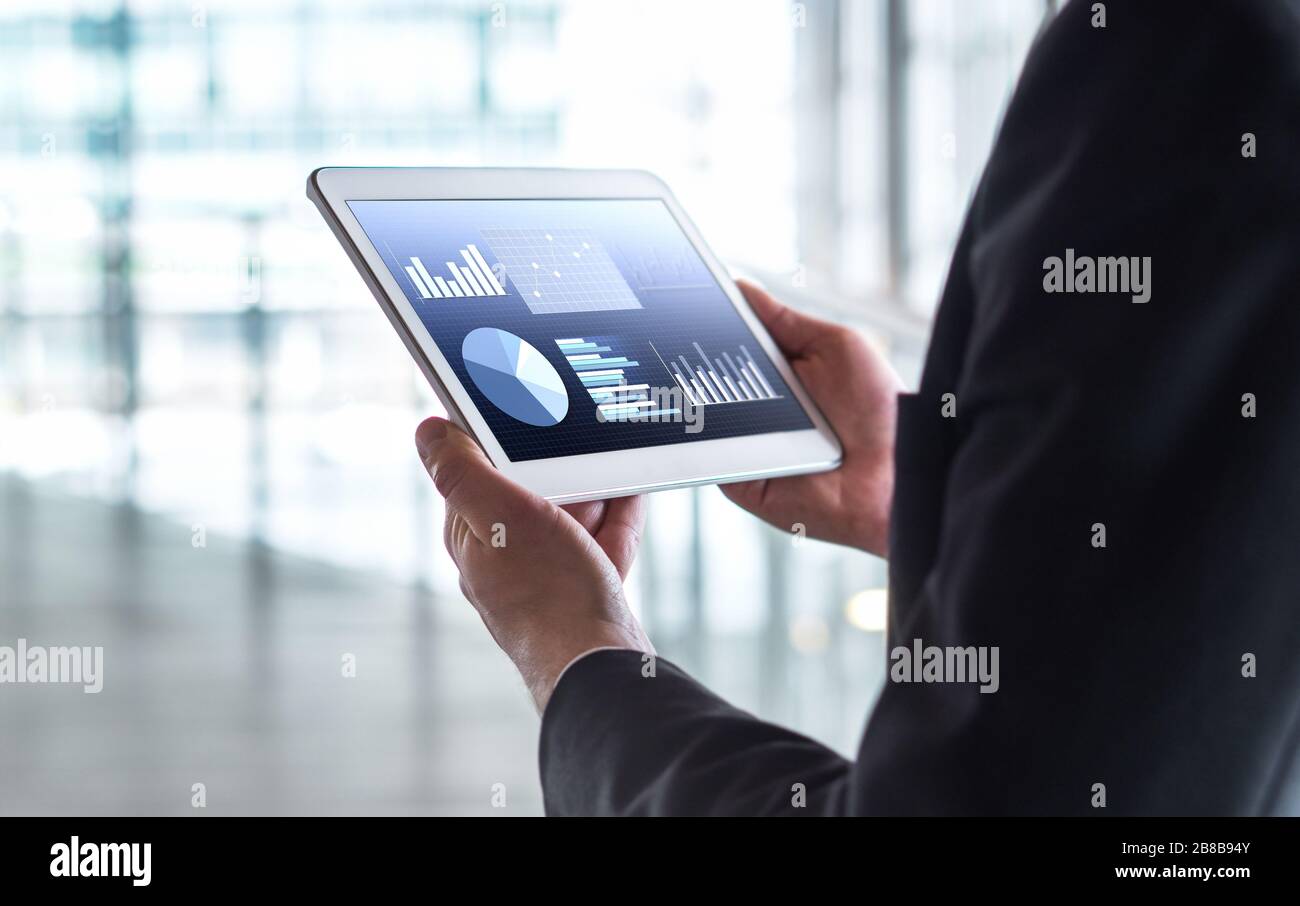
top-left (347, 198), bottom-right (812, 462)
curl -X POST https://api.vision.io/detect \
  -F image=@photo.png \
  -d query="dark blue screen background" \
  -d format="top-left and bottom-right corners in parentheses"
top-left (347, 198), bottom-right (812, 462)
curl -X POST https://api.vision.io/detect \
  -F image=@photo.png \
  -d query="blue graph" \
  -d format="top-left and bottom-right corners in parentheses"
top-left (555, 336), bottom-right (680, 423)
top-left (462, 328), bottom-right (569, 427)
top-left (650, 340), bottom-right (780, 406)
top-left (348, 198), bottom-right (813, 461)
top-left (481, 228), bottom-right (642, 315)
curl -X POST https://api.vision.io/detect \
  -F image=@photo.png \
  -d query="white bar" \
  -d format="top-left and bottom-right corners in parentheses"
top-left (725, 355), bottom-right (759, 399)
top-left (555, 338), bottom-right (586, 345)
top-left (461, 249), bottom-right (495, 297)
top-left (566, 354), bottom-right (601, 361)
top-left (707, 369), bottom-right (733, 401)
top-left (574, 368), bottom-right (625, 379)
top-left (588, 383), bottom-right (649, 394)
top-left (722, 374), bottom-right (744, 401)
top-left (447, 263), bottom-right (473, 296)
top-left (434, 276), bottom-right (453, 297)
top-left (697, 366), bottom-right (725, 401)
top-left (446, 279), bottom-right (464, 297)
top-left (689, 378), bottom-right (710, 404)
top-left (404, 266), bottom-right (433, 299)
top-left (722, 361), bottom-right (754, 400)
top-left (744, 361), bottom-right (773, 398)
top-left (461, 261), bottom-right (487, 296)
top-left (721, 354), bottom-right (749, 397)
top-left (742, 351), bottom-right (777, 397)
top-left (598, 400), bottom-right (659, 412)
top-left (728, 366), bottom-right (755, 400)
top-left (456, 256), bottom-right (487, 296)
top-left (411, 258), bottom-right (443, 298)
top-left (671, 371), bottom-right (698, 405)
top-left (709, 369), bottom-right (731, 401)
top-left (715, 360), bottom-right (743, 399)
top-left (468, 244), bottom-right (507, 295)
top-left (695, 369), bottom-right (722, 403)
top-left (736, 367), bottom-right (762, 400)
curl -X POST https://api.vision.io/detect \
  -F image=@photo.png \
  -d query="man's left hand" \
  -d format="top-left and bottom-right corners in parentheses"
top-left (415, 417), bottom-right (652, 711)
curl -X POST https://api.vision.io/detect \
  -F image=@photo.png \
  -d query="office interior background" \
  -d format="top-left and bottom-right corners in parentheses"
top-left (0, 0), bottom-right (1053, 815)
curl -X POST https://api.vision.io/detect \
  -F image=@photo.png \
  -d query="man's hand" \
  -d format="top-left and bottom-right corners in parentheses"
top-left (721, 279), bottom-right (902, 557)
top-left (415, 417), bottom-right (652, 712)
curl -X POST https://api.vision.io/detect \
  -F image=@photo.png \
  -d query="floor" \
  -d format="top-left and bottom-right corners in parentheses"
top-left (0, 475), bottom-right (545, 816)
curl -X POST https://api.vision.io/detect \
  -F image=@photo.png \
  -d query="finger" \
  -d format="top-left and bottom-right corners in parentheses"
top-left (415, 417), bottom-right (544, 542)
top-left (443, 504), bottom-right (474, 564)
top-left (560, 499), bottom-right (607, 536)
top-left (719, 477), bottom-right (767, 513)
top-left (736, 278), bottom-right (832, 358)
top-left (590, 495), bottom-right (645, 581)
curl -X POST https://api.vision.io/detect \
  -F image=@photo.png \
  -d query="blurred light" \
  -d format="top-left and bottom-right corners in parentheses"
top-left (273, 323), bottom-right (324, 396)
top-left (314, 403), bottom-right (414, 467)
top-left (11, 195), bottom-right (98, 240)
top-left (845, 588), bottom-right (888, 633)
top-left (788, 613), bottom-right (830, 654)
top-left (0, 410), bottom-right (115, 476)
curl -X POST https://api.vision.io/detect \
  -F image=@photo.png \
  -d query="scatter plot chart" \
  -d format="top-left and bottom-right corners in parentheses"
top-left (481, 228), bottom-right (642, 315)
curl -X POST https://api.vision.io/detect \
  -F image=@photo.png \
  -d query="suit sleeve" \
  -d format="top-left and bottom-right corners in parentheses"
top-left (539, 649), bottom-right (851, 815)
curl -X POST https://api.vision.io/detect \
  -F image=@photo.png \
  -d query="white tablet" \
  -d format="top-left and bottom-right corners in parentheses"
top-left (308, 167), bottom-right (842, 503)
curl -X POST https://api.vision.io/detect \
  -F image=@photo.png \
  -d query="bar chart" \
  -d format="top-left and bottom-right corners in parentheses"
top-left (555, 337), bottom-right (681, 423)
top-left (651, 341), bottom-right (781, 407)
top-left (402, 244), bottom-right (508, 300)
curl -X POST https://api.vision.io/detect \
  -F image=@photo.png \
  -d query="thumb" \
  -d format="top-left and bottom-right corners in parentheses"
top-left (415, 417), bottom-right (543, 541)
top-left (735, 278), bottom-right (827, 358)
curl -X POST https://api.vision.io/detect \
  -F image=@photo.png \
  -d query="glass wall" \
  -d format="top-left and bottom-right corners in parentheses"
top-left (0, 0), bottom-right (1049, 756)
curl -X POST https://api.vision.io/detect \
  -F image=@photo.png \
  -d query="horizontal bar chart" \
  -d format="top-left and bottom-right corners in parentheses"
top-left (555, 337), bottom-right (680, 423)
top-left (403, 245), bottom-right (508, 300)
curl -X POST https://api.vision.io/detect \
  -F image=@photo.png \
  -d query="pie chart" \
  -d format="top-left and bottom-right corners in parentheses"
top-left (461, 328), bottom-right (569, 427)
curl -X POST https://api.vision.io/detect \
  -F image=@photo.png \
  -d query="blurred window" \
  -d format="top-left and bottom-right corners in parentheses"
top-left (0, 0), bottom-right (1049, 747)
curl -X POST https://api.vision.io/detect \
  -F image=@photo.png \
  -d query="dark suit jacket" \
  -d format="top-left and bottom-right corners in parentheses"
top-left (539, 0), bottom-right (1300, 815)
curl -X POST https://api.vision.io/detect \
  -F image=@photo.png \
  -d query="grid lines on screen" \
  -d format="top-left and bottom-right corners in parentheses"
top-left (481, 227), bottom-right (643, 315)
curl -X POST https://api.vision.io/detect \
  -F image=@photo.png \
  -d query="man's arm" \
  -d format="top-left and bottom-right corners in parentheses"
top-left (541, 650), bottom-right (852, 816)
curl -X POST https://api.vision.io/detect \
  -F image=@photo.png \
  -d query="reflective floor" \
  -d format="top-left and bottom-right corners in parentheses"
top-left (0, 474), bottom-right (543, 816)
top-left (0, 470), bottom-right (894, 816)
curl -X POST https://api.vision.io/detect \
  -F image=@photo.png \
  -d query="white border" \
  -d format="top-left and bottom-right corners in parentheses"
top-left (307, 167), bottom-right (842, 503)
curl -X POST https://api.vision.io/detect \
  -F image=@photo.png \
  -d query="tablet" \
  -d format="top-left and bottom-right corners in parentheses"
top-left (308, 167), bottom-right (842, 503)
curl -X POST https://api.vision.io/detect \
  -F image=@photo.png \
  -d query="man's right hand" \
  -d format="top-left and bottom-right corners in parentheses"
top-left (720, 279), bottom-right (903, 558)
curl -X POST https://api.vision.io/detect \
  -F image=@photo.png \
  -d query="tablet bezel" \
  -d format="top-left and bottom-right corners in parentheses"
top-left (308, 166), bottom-right (843, 504)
